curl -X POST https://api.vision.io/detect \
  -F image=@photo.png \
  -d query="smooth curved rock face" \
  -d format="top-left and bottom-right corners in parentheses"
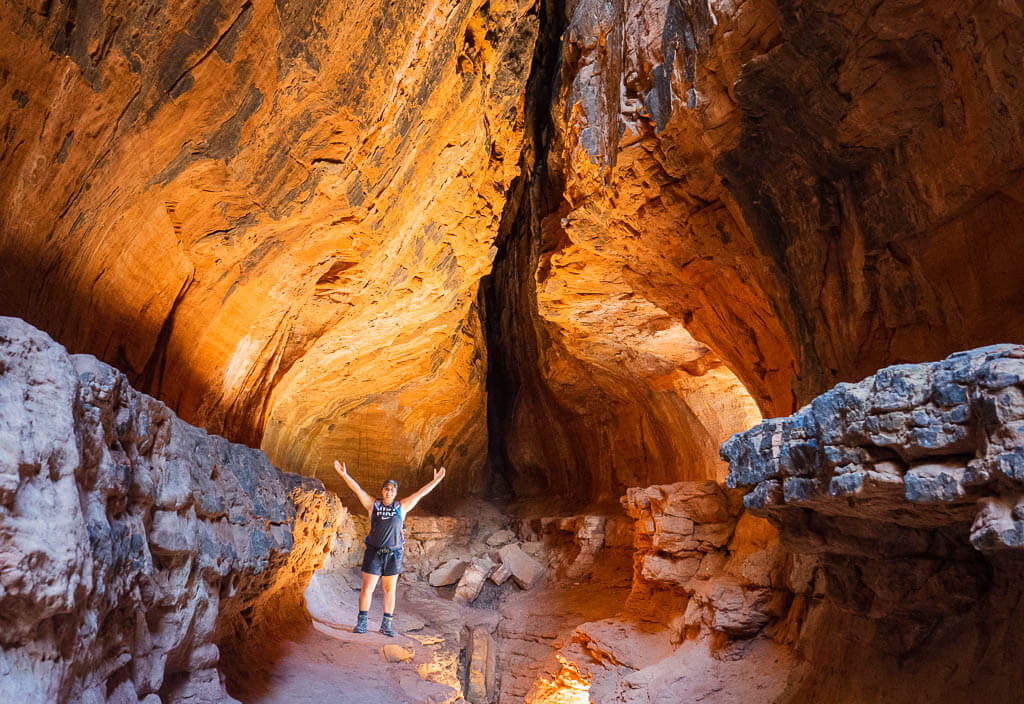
top-left (723, 345), bottom-right (1024, 703)
top-left (0, 0), bottom-right (537, 502)
top-left (0, 317), bottom-right (344, 704)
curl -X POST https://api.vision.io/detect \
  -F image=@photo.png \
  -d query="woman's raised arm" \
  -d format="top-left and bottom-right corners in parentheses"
top-left (333, 460), bottom-right (375, 513)
top-left (400, 466), bottom-right (446, 516)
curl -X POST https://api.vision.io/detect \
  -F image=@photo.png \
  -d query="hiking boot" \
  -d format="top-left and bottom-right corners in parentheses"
top-left (353, 612), bottom-right (368, 634)
top-left (380, 614), bottom-right (395, 637)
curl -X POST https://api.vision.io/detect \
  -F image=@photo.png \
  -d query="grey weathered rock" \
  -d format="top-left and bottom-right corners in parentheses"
top-left (429, 559), bottom-right (468, 587)
top-left (723, 345), bottom-right (1024, 553)
top-left (721, 346), bottom-right (1024, 702)
top-left (498, 543), bottom-right (545, 590)
top-left (0, 317), bottom-right (343, 704)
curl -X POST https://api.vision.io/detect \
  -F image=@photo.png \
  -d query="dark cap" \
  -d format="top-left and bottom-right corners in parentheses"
top-left (382, 479), bottom-right (398, 490)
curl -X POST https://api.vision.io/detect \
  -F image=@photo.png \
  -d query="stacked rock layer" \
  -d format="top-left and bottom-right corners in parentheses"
top-left (723, 345), bottom-right (1024, 703)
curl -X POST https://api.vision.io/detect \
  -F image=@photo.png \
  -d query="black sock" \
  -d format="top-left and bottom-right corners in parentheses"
top-left (383, 612), bottom-right (393, 619)
top-left (358, 610), bottom-right (368, 617)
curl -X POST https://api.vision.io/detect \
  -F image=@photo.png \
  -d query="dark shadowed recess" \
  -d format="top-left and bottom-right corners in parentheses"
top-left (479, 0), bottom-right (567, 505)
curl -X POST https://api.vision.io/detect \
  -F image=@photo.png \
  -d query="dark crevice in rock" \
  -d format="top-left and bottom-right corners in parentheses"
top-left (480, 0), bottom-right (566, 503)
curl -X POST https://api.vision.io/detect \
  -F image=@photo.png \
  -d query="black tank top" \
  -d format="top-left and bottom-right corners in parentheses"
top-left (367, 500), bottom-right (404, 548)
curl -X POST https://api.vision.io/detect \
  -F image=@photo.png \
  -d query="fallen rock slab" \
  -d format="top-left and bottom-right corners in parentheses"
top-left (454, 558), bottom-right (497, 603)
top-left (489, 561), bottom-right (513, 585)
top-left (499, 543), bottom-right (545, 589)
top-left (466, 626), bottom-right (496, 703)
top-left (429, 559), bottom-right (467, 587)
top-left (0, 317), bottom-right (344, 704)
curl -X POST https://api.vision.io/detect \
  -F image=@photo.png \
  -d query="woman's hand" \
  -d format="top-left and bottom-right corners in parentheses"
top-left (434, 466), bottom-right (446, 482)
top-left (334, 460), bottom-right (347, 476)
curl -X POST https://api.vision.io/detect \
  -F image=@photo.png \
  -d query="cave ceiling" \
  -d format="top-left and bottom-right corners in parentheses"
top-left (3, 0), bottom-right (1024, 508)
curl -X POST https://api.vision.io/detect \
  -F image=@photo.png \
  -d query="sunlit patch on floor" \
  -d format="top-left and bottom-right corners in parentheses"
top-left (524, 655), bottom-right (591, 704)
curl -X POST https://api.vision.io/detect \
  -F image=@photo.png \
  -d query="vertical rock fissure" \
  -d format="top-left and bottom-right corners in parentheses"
top-left (479, 0), bottom-right (566, 502)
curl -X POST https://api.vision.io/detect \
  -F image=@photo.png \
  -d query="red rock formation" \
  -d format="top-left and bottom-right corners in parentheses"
top-left (483, 0), bottom-right (1024, 504)
top-left (535, 0), bottom-right (1024, 412)
top-left (0, 0), bottom-right (538, 505)
top-left (6, 0), bottom-right (1023, 514)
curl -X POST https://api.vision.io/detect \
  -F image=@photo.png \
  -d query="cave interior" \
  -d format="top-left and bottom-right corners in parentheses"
top-left (2, 0), bottom-right (1024, 702)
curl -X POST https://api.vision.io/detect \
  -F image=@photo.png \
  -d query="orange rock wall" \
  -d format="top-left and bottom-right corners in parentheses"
top-left (4, 0), bottom-right (1024, 508)
top-left (541, 0), bottom-right (1024, 413)
top-left (0, 0), bottom-right (538, 505)
top-left (485, 0), bottom-right (1024, 502)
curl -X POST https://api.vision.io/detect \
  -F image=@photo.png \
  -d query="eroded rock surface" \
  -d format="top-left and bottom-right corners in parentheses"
top-left (724, 345), bottom-right (1024, 703)
top-left (487, 0), bottom-right (1024, 505)
top-left (723, 344), bottom-right (1024, 553)
top-left (515, 482), bottom-right (796, 704)
top-left (0, 317), bottom-right (345, 704)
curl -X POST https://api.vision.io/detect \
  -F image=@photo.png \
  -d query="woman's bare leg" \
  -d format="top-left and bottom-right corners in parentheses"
top-left (359, 572), bottom-right (380, 612)
top-left (381, 574), bottom-right (398, 614)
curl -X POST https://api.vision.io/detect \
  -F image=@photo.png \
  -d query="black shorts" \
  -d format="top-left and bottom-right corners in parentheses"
top-left (362, 545), bottom-right (404, 576)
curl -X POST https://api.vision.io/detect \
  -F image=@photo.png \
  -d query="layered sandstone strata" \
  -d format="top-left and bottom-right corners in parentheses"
top-left (0, 317), bottom-right (346, 704)
top-left (489, 0), bottom-right (1024, 503)
top-left (723, 345), bottom-right (1024, 703)
top-left (0, 0), bottom-right (538, 505)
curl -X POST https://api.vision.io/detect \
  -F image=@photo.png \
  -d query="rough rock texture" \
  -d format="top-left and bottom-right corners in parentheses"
top-left (486, 0), bottom-right (1024, 503)
top-left (0, 317), bottom-right (345, 703)
top-left (6, 0), bottom-right (1024, 516)
top-left (723, 344), bottom-right (1024, 552)
top-left (0, 0), bottom-right (539, 505)
top-left (517, 482), bottom-right (797, 704)
top-left (723, 345), bottom-right (1024, 703)
top-left (622, 481), bottom-right (795, 639)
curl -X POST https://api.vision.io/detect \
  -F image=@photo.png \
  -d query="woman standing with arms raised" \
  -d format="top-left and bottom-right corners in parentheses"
top-left (333, 459), bottom-right (446, 636)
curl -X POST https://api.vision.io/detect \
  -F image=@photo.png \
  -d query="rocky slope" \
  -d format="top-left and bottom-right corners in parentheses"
top-left (0, 317), bottom-right (346, 704)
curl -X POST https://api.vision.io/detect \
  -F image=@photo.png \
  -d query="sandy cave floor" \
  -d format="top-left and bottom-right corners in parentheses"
top-left (231, 558), bottom-right (634, 704)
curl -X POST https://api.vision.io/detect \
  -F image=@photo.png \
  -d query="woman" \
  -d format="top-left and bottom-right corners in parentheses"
top-left (333, 459), bottom-right (446, 636)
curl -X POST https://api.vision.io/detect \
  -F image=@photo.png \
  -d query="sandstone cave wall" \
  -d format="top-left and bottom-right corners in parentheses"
top-left (0, 0), bottom-right (540, 506)
top-left (482, 0), bottom-right (763, 505)
top-left (4, 0), bottom-right (1024, 511)
top-left (486, 0), bottom-right (1024, 504)
top-left (0, 316), bottom-right (345, 704)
